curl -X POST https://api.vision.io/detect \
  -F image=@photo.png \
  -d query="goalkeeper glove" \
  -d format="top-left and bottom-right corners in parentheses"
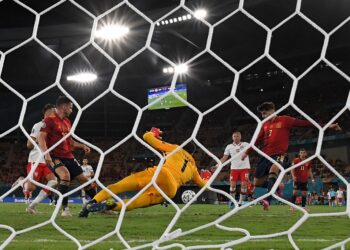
top-left (150, 127), bottom-right (162, 139)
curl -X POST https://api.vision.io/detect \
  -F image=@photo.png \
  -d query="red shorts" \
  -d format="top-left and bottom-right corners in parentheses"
top-left (230, 169), bottom-right (249, 182)
top-left (26, 162), bottom-right (52, 181)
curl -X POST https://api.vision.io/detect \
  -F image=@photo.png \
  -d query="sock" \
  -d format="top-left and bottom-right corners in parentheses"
top-left (84, 187), bottom-right (97, 200)
top-left (94, 174), bottom-right (139, 203)
top-left (266, 172), bottom-right (278, 203)
top-left (23, 191), bottom-right (31, 200)
top-left (230, 186), bottom-right (236, 202)
top-left (29, 180), bottom-right (57, 209)
top-left (291, 194), bottom-right (297, 204)
top-left (57, 180), bottom-right (70, 208)
top-left (239, 187), bottom-right (247, 204)
top-left (301, 195), bottom-right (306, 207)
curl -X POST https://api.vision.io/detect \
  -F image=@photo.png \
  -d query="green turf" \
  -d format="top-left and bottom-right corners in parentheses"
top-left (0, 203), bottom-right (348, 249)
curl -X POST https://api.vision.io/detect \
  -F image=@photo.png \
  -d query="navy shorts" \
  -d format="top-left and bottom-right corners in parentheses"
top-left (293, 181), bottom-right (308, 191)
top-left (254, 154), bottom-right (290, 179)
top-left (51, 157), bottom-right (83, 179)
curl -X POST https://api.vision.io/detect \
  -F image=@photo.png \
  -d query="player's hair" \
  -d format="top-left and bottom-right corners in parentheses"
top-left (42, 103), bottom-right (55, 115)
top-left (257, 102), bottom-right (275, 112)
top-left (299, 148), bottom-right (307, 152)
top-left (232, 130), bottom-right (241, 134)
top-left (56, 96), bottom-right (72, 107)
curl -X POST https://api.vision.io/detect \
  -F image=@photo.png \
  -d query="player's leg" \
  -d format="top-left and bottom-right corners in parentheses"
top-left (289, 182), bottom-right (299, 212)
top-left (75, 174), bottom-right (96, 201)
top-left (238, 169), bottom-right (249, 205)
top-left (28, 166), bottom-right (57, 212)
top-left (90, 187), bottom-right (166, 213)
top-left (229, 169), bottom-right (238, 208)
top-left (24, 163), bottom-right (39, 203)
top-left (51, 159), bottom-right (71, 214)
top-left (93, 168), bottom-right (155, 203)
top-left (81, 189), bottom-right (86, 205)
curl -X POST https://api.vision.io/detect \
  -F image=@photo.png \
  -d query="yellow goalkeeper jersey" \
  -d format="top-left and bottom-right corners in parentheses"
top-left (143, 132), bottom-right (206, 189)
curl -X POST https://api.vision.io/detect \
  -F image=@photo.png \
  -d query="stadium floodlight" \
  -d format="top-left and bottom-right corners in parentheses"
top-left (187, 14), bottom-right (192, 19)
top-left (194, 9), bottom-right (207, 19)
top-left (95, 24), bottom-right (130, 40)
top-left (163, 68), bottom-right (168, 73)
top-left (175, 64), bottom-right (188, 74)
top-left (67, 72), bottom-right (97, 83)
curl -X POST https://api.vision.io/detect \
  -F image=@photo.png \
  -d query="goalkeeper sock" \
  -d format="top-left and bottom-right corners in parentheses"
top-left (291, 194), bottom-right (297, 204)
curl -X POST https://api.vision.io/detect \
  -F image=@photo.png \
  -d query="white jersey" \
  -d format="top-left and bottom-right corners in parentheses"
top-left (81, 164), bottom-right (94, 180)
top-left (336, 190), bottom-right (344, 198)
top-left (28, 121), bottom-right (45, 164)
top-left (224, 142), bottom-right (250, 170)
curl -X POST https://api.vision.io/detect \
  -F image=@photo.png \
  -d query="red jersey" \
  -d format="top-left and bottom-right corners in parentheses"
top-left (252, 116), bottom-right (313, 156)
top-left (40, 112), bottom-right (74, 159)
top-left (292, 157), bottom-right (312, 182)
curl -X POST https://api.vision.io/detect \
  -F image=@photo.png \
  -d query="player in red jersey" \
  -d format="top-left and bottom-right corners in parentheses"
top-left (242, 102), bottom-right (341, 210)
top-left (290, 148), bottom-right (314, 211)
top-left (38, 96), bottom-right (96, 216)
top-left (24, 104), bottom-right (58, 213)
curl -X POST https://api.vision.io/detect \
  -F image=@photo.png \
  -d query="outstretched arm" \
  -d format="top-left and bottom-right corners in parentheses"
top-left (143, 128), bottom-right (177, 152)
top-left (192, 168), bottom-right (207, 188)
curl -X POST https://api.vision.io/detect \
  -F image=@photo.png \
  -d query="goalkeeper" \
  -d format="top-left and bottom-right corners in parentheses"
top-left (79, 128), bottom-right (207, 217)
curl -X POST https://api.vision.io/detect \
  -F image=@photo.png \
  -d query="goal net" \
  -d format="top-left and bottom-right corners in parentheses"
top-left (0, 0), bottom-right (349, 249)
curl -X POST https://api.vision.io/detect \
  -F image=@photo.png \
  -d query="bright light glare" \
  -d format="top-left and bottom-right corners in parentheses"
top-left (175, 64), bottom-right (188, 74)
top-left (95, 24), bottom-right (130, 40)
top-left (194, 9), bottom-right (207, 19)
top-left (67, 73), bottom-right (97, 83)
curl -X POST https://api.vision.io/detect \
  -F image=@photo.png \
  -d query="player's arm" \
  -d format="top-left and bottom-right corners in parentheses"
top-left (211, 154), bottom-right (229, 172)
top-left (143, 128), bottom-right (177, 152)
top-left (37, 131), bottom-right (53, 167)
top-left (192, 168), bottom-right (207, 188)
top-left (88, 167), bottom-right (94, 178)
top-left (291, 159), bottom-right (297, 181)
top-left (26, 136), bottom-right (36, 150)
top-left (242, 128), bottom-right (264, 160)
top-left (291, 168), bottom-right (296, 182)
top-left (38, 118), bottom-right (54, 166)
top-left (70, 139), bottom-right (90, 154)
top-left (289, 116), bottom-right (342, 131)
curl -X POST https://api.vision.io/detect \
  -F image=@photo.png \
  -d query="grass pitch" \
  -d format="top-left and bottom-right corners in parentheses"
top-left (0, 203), bottom-right (349, 249)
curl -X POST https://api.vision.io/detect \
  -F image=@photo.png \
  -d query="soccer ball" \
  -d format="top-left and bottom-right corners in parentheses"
top-left (181, 190), bottom-right (196, 204)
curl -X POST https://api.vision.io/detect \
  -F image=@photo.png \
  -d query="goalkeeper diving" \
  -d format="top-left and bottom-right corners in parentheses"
top-left (79, 128), bottom-right (208, 217)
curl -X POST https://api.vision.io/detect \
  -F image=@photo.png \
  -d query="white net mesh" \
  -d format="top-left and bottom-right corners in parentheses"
top-left (0, 0), bottom-right (349, 249)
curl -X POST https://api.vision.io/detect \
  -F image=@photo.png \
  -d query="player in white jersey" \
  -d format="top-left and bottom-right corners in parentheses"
top-left (24, 104), bottom-right (58, 213)
top-left (212, 131), bottom-right (250, 207)
top-left (336, 188), bottom-right (344, 206)
top-left (80, 158), bottom-right (95, 205)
